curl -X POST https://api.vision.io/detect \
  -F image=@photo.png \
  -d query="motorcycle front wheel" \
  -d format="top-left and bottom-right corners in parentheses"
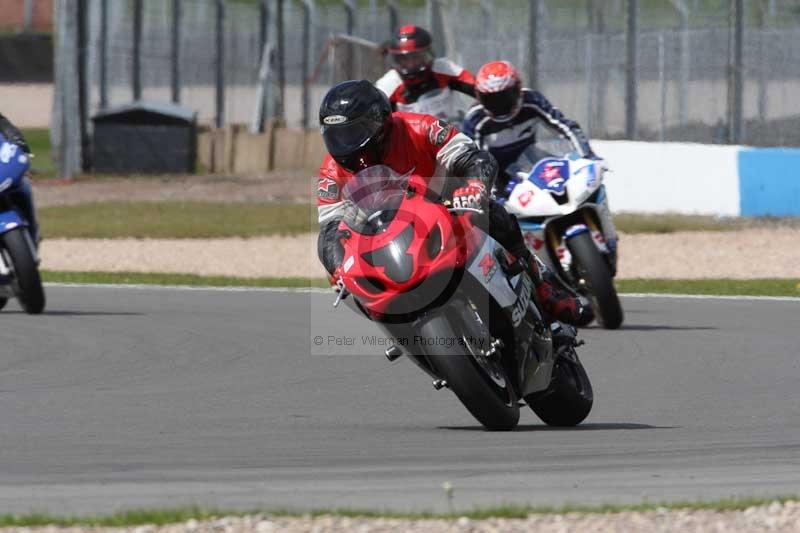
top-left (528, 346), bottom-right (593, 426)
top-left (566, 231), bottom-right (623, 329)
top-left (419, 309), bottom-right (519, 431)
top-left (2, 228), bottom-right (45, 314)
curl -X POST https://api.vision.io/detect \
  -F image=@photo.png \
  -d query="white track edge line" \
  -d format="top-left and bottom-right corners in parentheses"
top-left (43, 283), bottom-right (800, 302)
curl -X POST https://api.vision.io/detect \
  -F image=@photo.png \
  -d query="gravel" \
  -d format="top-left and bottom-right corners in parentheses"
top-left (40, 229), bottom-right (800, 280)
top-left (2, 501), bottom-right (799, 532)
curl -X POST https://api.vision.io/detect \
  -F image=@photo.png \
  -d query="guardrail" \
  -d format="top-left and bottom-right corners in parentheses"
top-left (596, 140), bottom-right (800, 217)
top-left (197, 128), bottom-right (799, 217)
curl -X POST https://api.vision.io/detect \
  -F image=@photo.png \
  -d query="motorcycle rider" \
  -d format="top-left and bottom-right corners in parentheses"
top-left (0, 113), bottom-right (40, 245)
top-left (463, 60), bottom-right (595, 195)
top-left (376, 25), bottom-right (475, 110)
top-left (464, 60), bottom-right (618, 265)
top-left (316, 80), bottom-right (591, 326)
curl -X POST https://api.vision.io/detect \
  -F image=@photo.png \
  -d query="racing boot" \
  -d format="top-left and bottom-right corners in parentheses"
top-left (523, 254), bottom-right (593, 326)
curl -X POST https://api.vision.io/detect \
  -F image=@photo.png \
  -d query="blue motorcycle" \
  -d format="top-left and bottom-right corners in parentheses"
top-left (0, 133), bottom-right (45, 314)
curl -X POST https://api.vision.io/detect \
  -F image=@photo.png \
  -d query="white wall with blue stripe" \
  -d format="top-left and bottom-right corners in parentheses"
top-left (595, 141), bottom-right (800, 217)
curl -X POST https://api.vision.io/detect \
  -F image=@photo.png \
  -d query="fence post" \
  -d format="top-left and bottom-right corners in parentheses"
top-left (625, 0), bottom-right (638, 139)
top-left (755, 0), bottom-right (767, 120)
top-left (259, 0), bottom-right (270, 60)
top-left (301, 0), bottom-right (312, 129)
top-left (387, 1), bottom-right (397, 35)
top-left (727, 0), bottom-right (744, 143)
top-left (658, 32), bottom-right (666, 141)
top-left (171, 0), bottom-right (182, 103)
top-left (277, 0), bottom-right (285, 120)
top-left (132, 0), bottom-right (143, 100)
top-left (342, 1), bottom-right (355, 80)
top-left (215, 0), bottom-right (225, 129)
top-left (77, 0), bottom-right (90, 170)
top-left (585, 33), bottom-right (593, 136)
top-left (669, 0), bottom-right (690, 129)
top-left (53, 0), bottom-right (83, 179)
top-left (98, 0), bottom-right (108, 109)
top-left (23, 0), bottom-right (35, 32)
top-left (527, 0), bottom-right (541, 90)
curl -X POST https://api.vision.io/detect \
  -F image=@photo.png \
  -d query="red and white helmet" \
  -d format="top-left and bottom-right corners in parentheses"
top-left (475, 61), bottom-right (523, 121)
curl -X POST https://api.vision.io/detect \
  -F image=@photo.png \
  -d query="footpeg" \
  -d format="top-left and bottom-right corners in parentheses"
top-left (433, 379), bottom-right (448, 390)
top-left (384, 345), bottom-right (403, 362)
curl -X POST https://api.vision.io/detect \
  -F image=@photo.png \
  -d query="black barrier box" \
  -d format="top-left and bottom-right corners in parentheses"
top-left (92, 101), bottom-right (197, 174)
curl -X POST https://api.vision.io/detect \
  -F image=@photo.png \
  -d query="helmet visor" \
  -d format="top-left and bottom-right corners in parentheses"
top-left (390, 50), bottom-right (433, 76)
top-left (479, 86), bottom-right (521, 120)
top-left (321, 115), bottom-right (382, 158)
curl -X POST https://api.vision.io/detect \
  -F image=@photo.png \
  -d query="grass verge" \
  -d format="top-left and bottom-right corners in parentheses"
top-left (22, 128), bottom-right (56, 178)
top-left (0, 496), bottom-right (796, 527)
top-left (42, 272), bottom-right (800, 297)
top-left (42, 271), bottom-right (330, 288)
top-left (40, 202), bottom-right (317, 239)
top-left (37, 201), bottom-right (799, 239)
top-left (616, 278), bottom-right (800, 297)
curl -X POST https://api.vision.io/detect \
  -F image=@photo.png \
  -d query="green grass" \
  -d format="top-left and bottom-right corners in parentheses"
top-left (38, 200), bottom-right (795, 240)
top-left (42, 271), bottom-right (330, 288)
top-left (612, 213), bottom-right (749, 234)
top-left (617, 278), bottom-right (800, 297)
top-left (22, 128), bottom-right (56, 178)
top-left (41, 272), bottom-right (800, 297)
top-left (0, 496), bottom-right (795, 527)
top-left (39, 202), bottom-right (317, 239)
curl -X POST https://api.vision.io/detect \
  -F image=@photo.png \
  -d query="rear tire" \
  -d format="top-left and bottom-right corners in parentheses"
top-left (567, 231), bottom-right (623, 329)
top-left (528, 348), bottom-right (593, 426)
top-left (419, 311), bottom-right (519, 431)
top-left (2, 228), bottom-right (45, 314)
top-left (0, 298), bottom-right (7, 311)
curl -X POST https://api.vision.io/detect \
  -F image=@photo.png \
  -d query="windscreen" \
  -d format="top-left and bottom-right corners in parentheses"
top-left (341, 165), bottom-right (410, 235)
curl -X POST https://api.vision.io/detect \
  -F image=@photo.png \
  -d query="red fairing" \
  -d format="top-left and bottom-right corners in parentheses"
top-left (337, 175), bottom-right (481, 316)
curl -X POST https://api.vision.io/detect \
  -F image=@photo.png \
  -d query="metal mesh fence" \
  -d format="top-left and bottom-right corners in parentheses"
top-left (53, 0), bottom-right (800, 177)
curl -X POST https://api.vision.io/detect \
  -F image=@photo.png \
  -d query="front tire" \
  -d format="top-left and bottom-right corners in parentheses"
top-left (419, 311), bottom-right (519, 431)
top-left (567, 231), bottom-right (623, 329)
top-left (2, 228), bottom-right (45, 314)
top-left (528, 348), bottom-right (593, 426)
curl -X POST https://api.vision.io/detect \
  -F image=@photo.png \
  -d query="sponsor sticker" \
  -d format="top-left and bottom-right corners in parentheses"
top-left (323, 115), bottom-right (347, 125)
top-left (517, 189), bottom-right (534, 207)
top-left (0, 142), bottom-right (17, 164)
top-left (317, 177), bottom-right (340, 200)
top-left (427, 119), bottom-right (452, 147)
top-left (478, 252), bottom-right (498, 282)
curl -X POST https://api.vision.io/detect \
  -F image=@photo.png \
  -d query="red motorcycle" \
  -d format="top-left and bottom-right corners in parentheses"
top-left (333, 166), bottom-right (593, 430)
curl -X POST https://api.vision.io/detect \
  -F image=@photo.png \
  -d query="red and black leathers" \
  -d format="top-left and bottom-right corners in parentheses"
top-left (315, 111), bottom-right (533, 275)
top-left (375, 58), bottom-right (476, 109)
top-left (316, 111), bottom-right (591, 325)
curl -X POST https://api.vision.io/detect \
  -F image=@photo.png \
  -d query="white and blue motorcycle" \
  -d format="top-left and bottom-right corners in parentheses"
top-left (500, 146), bottom-right (623, 329)
top-left (0, 134), bottom-right (45, 314)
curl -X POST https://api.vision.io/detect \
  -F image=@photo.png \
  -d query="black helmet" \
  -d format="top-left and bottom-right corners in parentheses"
top-left (319, 80), bottom-right (393, 172)
top-left (387, 25), bottom-right (434, 84)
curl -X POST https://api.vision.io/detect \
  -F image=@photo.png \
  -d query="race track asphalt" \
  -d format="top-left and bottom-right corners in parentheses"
top-left (0, 285), bottom-right (798, 515)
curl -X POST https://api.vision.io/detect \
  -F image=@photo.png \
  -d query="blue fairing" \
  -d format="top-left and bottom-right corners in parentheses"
top-left (0, 133), bottom-right (30, 194)
top-left (0, 209), bottom-right (27, 234)
top-left (519, 220), bottom-right (544, 232)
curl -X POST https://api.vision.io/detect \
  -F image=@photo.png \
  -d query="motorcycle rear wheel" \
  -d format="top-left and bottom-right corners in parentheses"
top-left (2, 228), bottom-right (45, 314)
top-left (419, 310), bottom-right (519, 431)
top-left (528, 347), bottom-right (593, 426)
top-left (567, 231), bottom-right (623, 329)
